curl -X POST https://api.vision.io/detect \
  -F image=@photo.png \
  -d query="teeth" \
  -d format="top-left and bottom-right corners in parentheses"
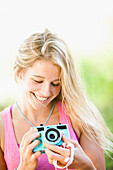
top-left (35, 94), bottom-right (48, 101)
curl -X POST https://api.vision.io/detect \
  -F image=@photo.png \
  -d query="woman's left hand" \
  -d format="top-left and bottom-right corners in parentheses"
top-left (44, 136), bottom-right (71, 168)
top-left (44, 135), bottom-right (96, 169)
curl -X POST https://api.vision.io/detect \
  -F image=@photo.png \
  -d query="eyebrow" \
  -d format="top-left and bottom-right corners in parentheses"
top-left (33, 75), bottom-right (45, 78)
top-left (33, 75), bottom-right (61, 82)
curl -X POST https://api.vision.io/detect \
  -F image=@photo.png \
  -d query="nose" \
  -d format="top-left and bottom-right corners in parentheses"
top-left (41, 82), bottom-right (52, 97)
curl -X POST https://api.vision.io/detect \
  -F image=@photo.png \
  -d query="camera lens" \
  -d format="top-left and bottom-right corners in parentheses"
top-left (45, 128), bottom-right (60, 142)
top-left (49, 134), bottom-right (55, 139)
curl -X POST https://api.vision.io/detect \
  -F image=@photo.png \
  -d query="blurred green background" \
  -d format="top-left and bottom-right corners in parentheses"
top-left (80, 56), bottom-right (113, 170)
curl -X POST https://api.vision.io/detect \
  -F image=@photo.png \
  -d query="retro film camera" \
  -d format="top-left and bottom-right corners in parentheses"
top-left (31, 123), bottom-right (70, 153)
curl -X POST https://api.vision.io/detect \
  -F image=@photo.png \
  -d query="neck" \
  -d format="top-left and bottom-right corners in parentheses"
top-left (17, 97), bottom-right (53, 125)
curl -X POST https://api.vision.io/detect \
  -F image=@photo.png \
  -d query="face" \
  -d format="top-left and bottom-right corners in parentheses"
top-left (19, 60), bottom-right (61, 110)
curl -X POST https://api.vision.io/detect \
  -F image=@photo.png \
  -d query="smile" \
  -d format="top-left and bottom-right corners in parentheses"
top-left (31, 92), bottom-right (49, 101)
top-left (35, 94), bottom-right (48, 101)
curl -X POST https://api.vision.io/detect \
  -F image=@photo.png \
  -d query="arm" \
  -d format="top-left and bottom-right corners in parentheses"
top-left (0, 111), bottom-right (41, 170)
top-left (80, 132), bottom-right (105, 170)
top-left (0, 147), bottom-right (7, 170)
top-left (44, 134), bottom-right (106, 170)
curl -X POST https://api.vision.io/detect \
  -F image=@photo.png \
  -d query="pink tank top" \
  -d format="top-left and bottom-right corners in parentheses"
top-left (3, 101), bottom-right (78, 170)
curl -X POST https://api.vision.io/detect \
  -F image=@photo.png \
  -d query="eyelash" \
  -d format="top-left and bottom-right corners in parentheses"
top-left (34, 80), bottom-right (60, 87)
top-left (51, 82), bottom-right (60, 87)
top-left (34, 80), bottom-right (43, 83)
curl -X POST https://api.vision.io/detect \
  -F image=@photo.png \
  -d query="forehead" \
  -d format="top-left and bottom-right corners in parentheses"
top-left (26, 60), bottom-right (61, 79)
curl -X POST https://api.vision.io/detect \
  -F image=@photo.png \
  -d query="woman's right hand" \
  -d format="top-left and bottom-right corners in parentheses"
top-left (17, 129), bottom-right (41, 170)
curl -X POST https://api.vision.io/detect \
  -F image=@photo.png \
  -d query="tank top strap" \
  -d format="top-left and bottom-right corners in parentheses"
top-left (3, 105), bottom-right (20, 170)
top-left (58, 101), bottom-right (79, 142)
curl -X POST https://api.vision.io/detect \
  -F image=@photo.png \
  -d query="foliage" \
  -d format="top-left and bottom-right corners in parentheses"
top-left (80, 56), bottom-right (113, 169)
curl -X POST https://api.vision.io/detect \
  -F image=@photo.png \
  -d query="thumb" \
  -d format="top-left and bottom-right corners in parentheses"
top-left (62, 135), bottom-right (79, 147)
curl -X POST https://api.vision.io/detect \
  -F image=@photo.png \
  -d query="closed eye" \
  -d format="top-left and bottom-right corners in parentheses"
top-left (34, 80), bottom-right (43, 83)
top-left (51, 82), bottom-right (60, 87)
top-left (33, 79), bottom-right (60, 86)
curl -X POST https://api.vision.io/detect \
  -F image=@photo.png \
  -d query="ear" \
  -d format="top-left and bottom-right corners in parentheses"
top-left (16, 69), bottom-right (23, 83)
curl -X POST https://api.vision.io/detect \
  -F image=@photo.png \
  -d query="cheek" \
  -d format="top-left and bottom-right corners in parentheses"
top-left (52, 86), bottom-right (61, 96)
top-left (23, 80), bottom-right (41, 91)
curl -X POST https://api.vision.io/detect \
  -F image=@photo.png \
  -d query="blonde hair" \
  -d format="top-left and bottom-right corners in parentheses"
top-left (14, 29), bottom-right (113, 157)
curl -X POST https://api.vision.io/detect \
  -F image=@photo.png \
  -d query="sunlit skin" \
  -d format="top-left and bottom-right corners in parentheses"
top-left (15, 60), bottom-right (105, 170)
top-left (0, 59), bottom-right (105, 170)
top-left (0, 60), bottom-right (63, 170)
top-left (17, 59), bottom-right (61, 121)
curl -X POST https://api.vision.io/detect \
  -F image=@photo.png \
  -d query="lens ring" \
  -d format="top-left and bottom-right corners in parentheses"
top-left (45, 128), bottom-right (60, 142)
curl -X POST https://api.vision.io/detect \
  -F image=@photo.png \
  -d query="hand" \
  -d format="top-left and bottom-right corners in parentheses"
top-left (44, 140), bottom-right (71, 168)
top-left (18, 129), bottom-right (42, 170)
top-left (44, 135), bottom-right (96, 170)
top-left (62, 135), bottom-right (94, 169)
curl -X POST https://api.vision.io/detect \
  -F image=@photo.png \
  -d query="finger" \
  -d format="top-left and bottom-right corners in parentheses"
top-left (26, 138), bottom-right (41, 155)
top-left (20, 130), bottom-right (40, 149)
top-left (20, 130), bottom-right (33, 147)
top-left (47, 157), bottom-right (53, 165)
top-left (44, 143), bottom-right (70, 157)
top-left (31, 151), bottom-right (42, 161)
top-left (20, 129), bottom-right (35, 148)
top-left (45, 148), bottom-right (64, 162)
top-left (62, 135), bottom-right (79, 147)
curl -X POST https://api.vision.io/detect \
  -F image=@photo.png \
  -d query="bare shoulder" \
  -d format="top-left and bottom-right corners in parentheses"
top-left (0, 111), bottom-right (4, 134)
top-left (80, 132), bottom-right (106, 170)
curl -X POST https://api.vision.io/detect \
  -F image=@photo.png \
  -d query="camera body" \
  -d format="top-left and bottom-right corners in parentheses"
top-left (31, 123), bottom-right (70, 153)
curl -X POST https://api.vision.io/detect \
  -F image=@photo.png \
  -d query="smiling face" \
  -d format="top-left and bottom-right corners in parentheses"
top-left (19, 59), bottom-right (61, 110)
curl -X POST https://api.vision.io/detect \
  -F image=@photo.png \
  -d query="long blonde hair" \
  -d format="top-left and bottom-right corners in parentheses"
top-left (14, 29), bottom-right (113, 157)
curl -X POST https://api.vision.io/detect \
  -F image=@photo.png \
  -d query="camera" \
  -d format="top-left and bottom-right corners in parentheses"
top-left (31, 123), bottom-right (70, 153)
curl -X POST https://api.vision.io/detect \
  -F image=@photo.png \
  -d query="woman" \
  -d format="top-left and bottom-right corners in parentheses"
top-left (0, 29), bottom-right (113, 170)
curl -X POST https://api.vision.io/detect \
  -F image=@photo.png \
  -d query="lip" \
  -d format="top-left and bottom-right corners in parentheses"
top-left (30, 92), bottom-right (50, 104)
top-left (35, 94), bottom-right (48, 101)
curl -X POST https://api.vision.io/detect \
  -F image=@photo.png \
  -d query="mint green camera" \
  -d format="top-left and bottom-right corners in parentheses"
top-left (31, 124), bottom-right (70, 153)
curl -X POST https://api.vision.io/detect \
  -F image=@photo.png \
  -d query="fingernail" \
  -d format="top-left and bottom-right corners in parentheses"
top-left (31, 128), bottom-right (37, 132)
top-left (34, 128), bottom-right (38, 131)
top-left (64, 156), bottom-right (70, 163)
top-left (37, 132), bottom-right (41, 136)
top-left (62, 143), bottom-right (67, 148)
top-left (43, 143), bottom-right (46, 146)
